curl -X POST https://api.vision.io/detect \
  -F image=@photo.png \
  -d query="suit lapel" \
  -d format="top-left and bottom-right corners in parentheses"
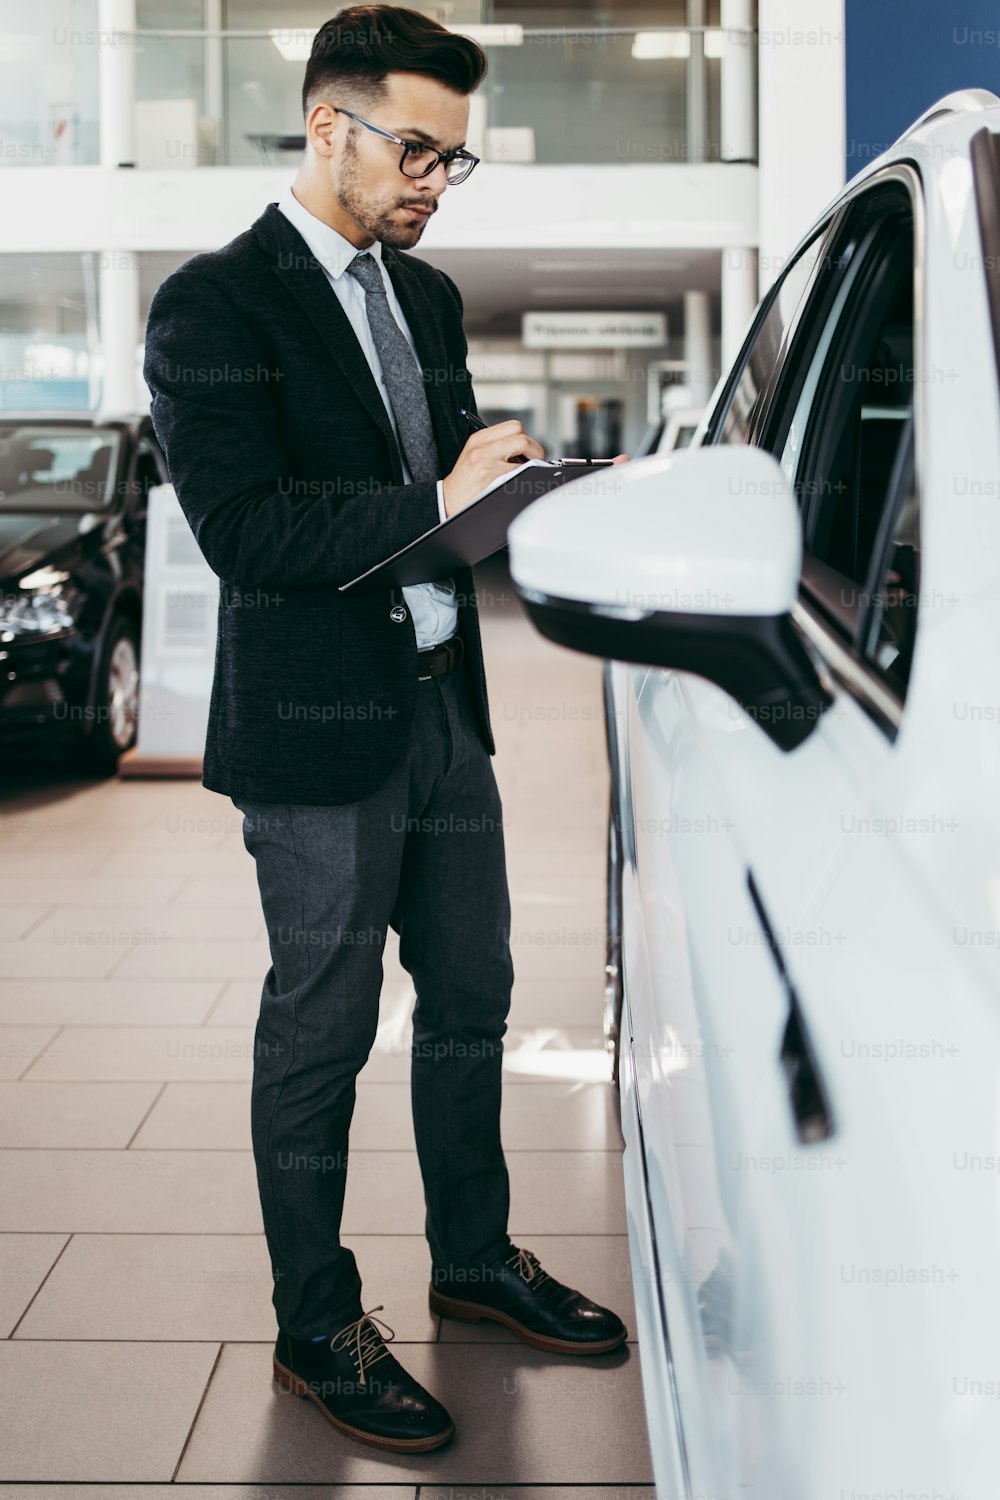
top-left (256, 204), bottom-right (463, 478)
top-left (261, 207), bottom-right (402, 478)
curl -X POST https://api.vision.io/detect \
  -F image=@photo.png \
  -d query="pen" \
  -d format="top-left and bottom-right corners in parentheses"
top-left (459, 406), bottom-right (529, 463)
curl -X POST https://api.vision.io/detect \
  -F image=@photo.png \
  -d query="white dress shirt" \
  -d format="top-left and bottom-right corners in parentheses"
top-left (277, 186), bottom-right (458, 649)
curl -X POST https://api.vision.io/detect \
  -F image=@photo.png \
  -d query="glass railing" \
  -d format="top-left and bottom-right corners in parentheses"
top-left (0, 22), bottom-right (757, 168)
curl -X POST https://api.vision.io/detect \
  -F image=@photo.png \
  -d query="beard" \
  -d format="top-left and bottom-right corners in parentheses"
top-left (336, 132), bottom-right (433, 249)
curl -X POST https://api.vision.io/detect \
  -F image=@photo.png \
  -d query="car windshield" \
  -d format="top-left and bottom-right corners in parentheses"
top-left (0, 427), bottom-right (120, 511)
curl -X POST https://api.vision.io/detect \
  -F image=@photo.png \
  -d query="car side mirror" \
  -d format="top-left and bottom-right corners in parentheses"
top-left (507, 446), bottom-right (831, 751)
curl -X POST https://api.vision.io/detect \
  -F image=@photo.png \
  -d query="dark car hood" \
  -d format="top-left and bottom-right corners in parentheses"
top-left (0, 511), bottom-right (100, 586)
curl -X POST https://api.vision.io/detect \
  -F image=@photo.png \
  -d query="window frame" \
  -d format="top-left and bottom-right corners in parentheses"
top-left (708, 164), bottom-right (927, 742)
top-left (702, 220), bottom-right (837, 449)
top-left (774, 168), bottom-right (924, 738)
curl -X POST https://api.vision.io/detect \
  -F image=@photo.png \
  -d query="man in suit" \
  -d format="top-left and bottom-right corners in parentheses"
top-left (143, 3), bottom-right (626, 1454)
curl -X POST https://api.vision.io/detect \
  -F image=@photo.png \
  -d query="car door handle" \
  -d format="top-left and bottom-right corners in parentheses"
top-left (747, 872), bottom-right (835, 1144)
top-left (780, 1001), bottom-right (834, 1143)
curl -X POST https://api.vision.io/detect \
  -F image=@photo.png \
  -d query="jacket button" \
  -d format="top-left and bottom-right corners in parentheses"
top-left (389, 604), bottom-right (408, 623)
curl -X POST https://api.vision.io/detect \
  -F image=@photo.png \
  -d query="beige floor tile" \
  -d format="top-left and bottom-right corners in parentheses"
top-left (0, 1150), bottom-right (261, 1233)
top-left (172, 873), bottom-right (263, 907)
top-left (506, 927), bottom-right (606, 982)
top-left (131, 1076), bottom-right (621, 1155)
top-left (0, 1488), bottom-right (410, 1499)
top-left (0, 906), bottom-right (51, 940)
top-left (22, 1015), bottom-right (566, 1087)
top-left (0, 978), bottom-right (222, 1026)
top-left (0, 1234), bottom-right (69, 1336)
top-left (20, 903), bottom-right (261, 946)
top-left (111, 936), bottom-right (271, 981)
top-left (341, 1152), bottom-right (426, 1233)
top-left (0, 1340), bottom-right (219, 1481)
top-left (14, 1232), bottom-right (441, 1344)
top-left (0, 1027), bottom-right (59, 1080)
top-left (0, 874), bottom-right (186, 907)
top-left (92, 850), bottom-right (252, 879)
top-left (0, 1080), bottom-right (161, 1147)
top-left (24, 1025), bottom-right (264, 1083)
top-left (0, 939), bottom-right (120, 979)
top-left (501, 1026), bottom-right (613, 1086)
top-left (132, 1081), bottom-right (252, 1150)
top-left (437, 1234), bottom-right (635, 1345)
top-left (508, 1151), bottom-right (626, 1235)
top-left (507, 976), bottom-right (606, 1030)
top-left (205, 974), bottom-right (414, 1029)
top-left (506, 870), bottom-right (606, 905)
top-left (347, 1149), bottom-right (626, 1238)
top-left (423, 1490), bottom-right (652, 1499)
top-left (501, 1079), bottom-right (623, 1150)
top-left (29, 821), bottom-right (232, 856)
top-left (202, 979), bottom-right (264, 1027)
top-left (176, 1341), bottom-right (652, 1484)
top-left (340, 1081), bottom-right (417, 1151)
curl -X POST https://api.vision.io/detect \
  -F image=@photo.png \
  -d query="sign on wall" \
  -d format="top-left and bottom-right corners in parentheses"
top-left (522, 312), bottom-right (667, 348)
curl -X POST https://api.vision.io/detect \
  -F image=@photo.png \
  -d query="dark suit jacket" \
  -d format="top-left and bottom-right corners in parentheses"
top-left (143, 201), bottom-right (492, 805)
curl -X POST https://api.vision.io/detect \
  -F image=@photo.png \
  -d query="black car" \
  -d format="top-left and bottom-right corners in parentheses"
top-left (0, 414), bottom-right (166, 774)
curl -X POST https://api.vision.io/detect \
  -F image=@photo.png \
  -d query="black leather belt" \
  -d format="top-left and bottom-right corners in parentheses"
top-left (416, 633), bottom-right (464, 680)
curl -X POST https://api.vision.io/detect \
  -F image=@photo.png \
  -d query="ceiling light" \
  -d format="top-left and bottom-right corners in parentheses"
top-left (451, 23), bottom-right (523, 45)
top-left (632, 31), bottom-right (689, 59)
top-left (269, 29), bottom-right (316, 61)
top-left (631, 28), bottom-right (725, 60)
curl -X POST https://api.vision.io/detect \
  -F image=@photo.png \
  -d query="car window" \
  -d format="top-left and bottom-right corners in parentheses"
top-left (0, 427), bottom-right (121, 512)
top-left (708, 233), bottom-right (830, 448)
top-left (133, 439), bottom-right (165, 506)
top-left (762, 182), bottom-right (919, 703)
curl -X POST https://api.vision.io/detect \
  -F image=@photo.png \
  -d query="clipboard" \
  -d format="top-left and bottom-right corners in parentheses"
top-left (338, 458), bottom-right (616, 592)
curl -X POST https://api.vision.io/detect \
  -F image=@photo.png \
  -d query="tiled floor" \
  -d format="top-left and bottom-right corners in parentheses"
top-left (0, 572), bottom-right (654, 1494)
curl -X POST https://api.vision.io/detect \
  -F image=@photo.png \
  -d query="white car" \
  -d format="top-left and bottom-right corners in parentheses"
top-left (508, 90), bottom-right (1000, 1499)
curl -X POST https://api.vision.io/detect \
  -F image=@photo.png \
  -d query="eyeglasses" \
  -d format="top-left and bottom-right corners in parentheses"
top-left (334, 107), bottom-right (480, 186)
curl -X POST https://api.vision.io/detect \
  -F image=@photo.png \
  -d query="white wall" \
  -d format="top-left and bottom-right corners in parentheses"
top-left (0, 162), bottom-right (758, 254)
top-left (756, 0), bottom-right (846, 294)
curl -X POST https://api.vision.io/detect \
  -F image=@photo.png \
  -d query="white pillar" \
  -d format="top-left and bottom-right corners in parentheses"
top-left (686, 0), bottom-right (707, 164)
top-left (98, 252), bottom-right (140, 414)
top-left (684, 290), bottom-right (712, 408)
top-left (757, 0), bottom-right (845, 291)
top-left (98, 0), bottom-right (136, 169)
top-left (721, 247), bottom-right (759, 370)
top-left (720, 0), bottom-right (756, 162)
top-left (203, 0), bottom-right (224, 165)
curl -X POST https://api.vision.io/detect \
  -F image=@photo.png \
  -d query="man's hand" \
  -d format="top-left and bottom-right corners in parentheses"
top-left (609, 453), bottom-right (631, 464)
top-left (442, 420), bottom-right (546, 517)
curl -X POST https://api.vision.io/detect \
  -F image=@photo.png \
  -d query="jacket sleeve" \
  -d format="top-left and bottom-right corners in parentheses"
top-left (142, 266), bottom-right (442, 589)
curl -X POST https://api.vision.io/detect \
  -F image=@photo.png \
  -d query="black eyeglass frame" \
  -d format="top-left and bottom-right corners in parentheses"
top-left (333, 106), bottom-right (480, 184)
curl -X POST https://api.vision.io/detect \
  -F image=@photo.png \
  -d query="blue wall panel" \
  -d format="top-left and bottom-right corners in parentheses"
top-left (846, 0), bottom-right (1000, 176)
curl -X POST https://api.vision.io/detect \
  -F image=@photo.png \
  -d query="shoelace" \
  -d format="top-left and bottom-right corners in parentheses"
top-left (505, 1244), bottom-right (552, 1290)
top-left (329, 1305), bottom-right (395, 1387)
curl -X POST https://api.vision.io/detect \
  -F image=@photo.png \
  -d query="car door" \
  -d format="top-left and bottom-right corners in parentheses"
top-left (711, 156), bottom-right (1000, 1496)
top-left (624, 168), bottom-right (942, 1498)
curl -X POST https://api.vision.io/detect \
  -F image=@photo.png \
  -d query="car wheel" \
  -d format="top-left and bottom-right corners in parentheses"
top-left (72, 615), bottom-right (140, 776)
top-left (605, 791), bottom-right (624, 1090)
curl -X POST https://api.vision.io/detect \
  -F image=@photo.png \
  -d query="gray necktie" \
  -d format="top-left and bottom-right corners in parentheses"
top-left (346, 251), bottom-right (439, 483)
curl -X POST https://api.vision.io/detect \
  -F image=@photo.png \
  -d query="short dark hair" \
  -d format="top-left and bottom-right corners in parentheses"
top-left (303, 5), bottom-right (487, 117)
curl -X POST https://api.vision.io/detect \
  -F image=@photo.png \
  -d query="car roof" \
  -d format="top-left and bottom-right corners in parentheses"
top-left (778, 90), bottom-right (1000, 273)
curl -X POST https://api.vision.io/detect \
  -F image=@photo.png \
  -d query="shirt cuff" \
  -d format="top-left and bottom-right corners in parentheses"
top-left (436, 479), bottom-right (448, 525)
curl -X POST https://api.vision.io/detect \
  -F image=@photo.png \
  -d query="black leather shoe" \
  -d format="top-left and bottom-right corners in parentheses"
top-left (429, 1244), bottom-right (628, 1355)
top-left (272, 1305), bottom-right (455, 1451)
